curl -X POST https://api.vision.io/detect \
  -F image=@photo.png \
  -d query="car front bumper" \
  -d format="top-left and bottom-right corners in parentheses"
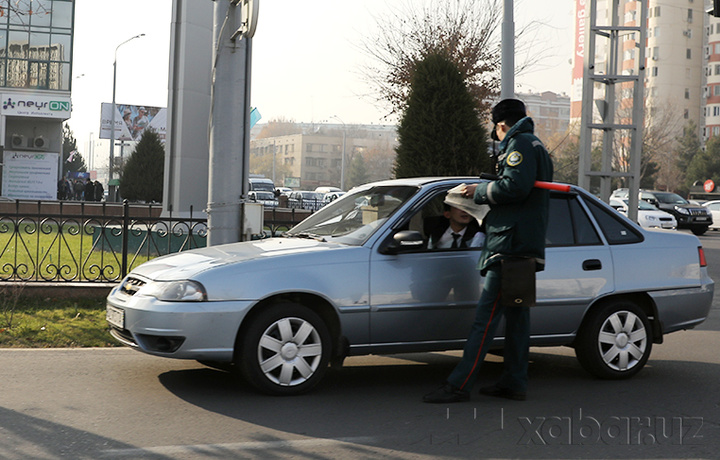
top-left (107, 290), bottom-right (254, 362)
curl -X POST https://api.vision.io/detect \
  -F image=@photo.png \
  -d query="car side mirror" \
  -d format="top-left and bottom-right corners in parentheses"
top-left (382, 230), bottom-right (424, 255)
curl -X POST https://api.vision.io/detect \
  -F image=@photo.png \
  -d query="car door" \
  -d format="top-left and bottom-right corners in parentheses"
top-left (531, 193), bottom-right (615, 338)
top-left (368, 187), bottom-right (481, 347)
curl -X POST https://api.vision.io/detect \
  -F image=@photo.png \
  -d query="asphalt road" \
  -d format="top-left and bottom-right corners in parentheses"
top-left (0, 230), bottom-right (719, 459)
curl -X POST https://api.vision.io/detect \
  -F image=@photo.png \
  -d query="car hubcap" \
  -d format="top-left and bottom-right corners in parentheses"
top-left (257, 317), bottom-right (323, 386)
top-left (598, 310), bottom-right (647, 371)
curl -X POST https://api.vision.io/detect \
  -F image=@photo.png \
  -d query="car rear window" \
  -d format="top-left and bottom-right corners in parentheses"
top-left (584, 197), bottom-right (643, 245)
top-left (547, 194), bottom-right (602, 247)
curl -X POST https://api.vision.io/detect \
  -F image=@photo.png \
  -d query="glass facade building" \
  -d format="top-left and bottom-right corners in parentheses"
top-left (0, 0), bottom-right (73, 91)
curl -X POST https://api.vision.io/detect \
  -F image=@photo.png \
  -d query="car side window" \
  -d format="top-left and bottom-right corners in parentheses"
top-left (584, 197), bottom-right (643, 245)
top-left (546, 194), bottom-right (601, 247)
top-left (391, 187), bottom-right (484, 252)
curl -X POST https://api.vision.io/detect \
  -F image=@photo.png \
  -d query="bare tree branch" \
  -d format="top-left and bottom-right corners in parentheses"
top-left (357, 0), bottom-right (552, 121)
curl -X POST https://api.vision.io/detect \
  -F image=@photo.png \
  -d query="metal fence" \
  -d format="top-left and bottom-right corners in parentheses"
top-left (0, 200), bottom-right (207, 283)
top-left (0, 200), bottom-right (310, 283)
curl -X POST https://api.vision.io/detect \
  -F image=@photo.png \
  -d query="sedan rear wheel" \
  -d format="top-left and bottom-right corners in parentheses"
top-left (238, 303), bottom-right (331, 395)
top-left (575, 301), bottom-right (652, 379)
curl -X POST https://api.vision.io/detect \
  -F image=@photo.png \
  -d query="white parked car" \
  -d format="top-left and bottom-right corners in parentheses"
top-left (276, 187), bottom-right (293, 196)
top-left (248, 191), bottom-right (278, 208)
top-left (288, 191), bottom-right (323, 211)
top-left (610, 188), bottom-right (629, 200)
top-left (322, 191), bottom-right (346, 206)
top-left (702, 200), bottom-right (720, 230)
top-left (107, 178), bottom-right (713, 395)
top-left (609, 198), bottom-right (677, 230)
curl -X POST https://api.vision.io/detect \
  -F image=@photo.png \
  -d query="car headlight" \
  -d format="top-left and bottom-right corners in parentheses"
top-left (675, 206), bottom-right (690, 215)
top-left (643, 215), bottom-right (657, 222)
top-left (137, 280), bottom-right (207, 301)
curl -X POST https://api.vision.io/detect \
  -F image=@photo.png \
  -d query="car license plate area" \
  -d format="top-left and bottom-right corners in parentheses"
top-left (106, 305), bottom-right (125, 329)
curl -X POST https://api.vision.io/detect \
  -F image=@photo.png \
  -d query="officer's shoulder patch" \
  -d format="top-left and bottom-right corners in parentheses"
top-left (507, 151), bottom-right (523, 166)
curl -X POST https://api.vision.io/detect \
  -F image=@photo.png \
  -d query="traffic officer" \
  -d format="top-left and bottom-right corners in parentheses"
top-left (423, 98), bottom-right (554, 403)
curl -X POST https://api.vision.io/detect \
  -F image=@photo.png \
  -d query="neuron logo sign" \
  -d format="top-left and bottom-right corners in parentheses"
top-left (3, 98), bottom-right (15, 110)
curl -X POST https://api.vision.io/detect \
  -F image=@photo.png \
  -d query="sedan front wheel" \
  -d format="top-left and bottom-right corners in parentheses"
top-left (575, 301), bottom-right (652, 379)
top-left (238, 303), bottom-right (331, 395)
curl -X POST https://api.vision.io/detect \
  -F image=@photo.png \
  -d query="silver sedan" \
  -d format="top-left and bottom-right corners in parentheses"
top-left (107, 178), bottom-right (714, 395)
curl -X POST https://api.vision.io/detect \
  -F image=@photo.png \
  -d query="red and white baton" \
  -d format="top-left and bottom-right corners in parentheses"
top-left (479, 173), bottom-right (571, 193)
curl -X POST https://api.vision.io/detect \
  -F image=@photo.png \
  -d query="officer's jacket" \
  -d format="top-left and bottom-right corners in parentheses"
top-left (472, 117), bottom-right (554, 273)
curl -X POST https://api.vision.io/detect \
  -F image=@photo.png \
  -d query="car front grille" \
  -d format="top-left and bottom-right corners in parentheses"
top-left (119, 277), bottom-right (145, 296)
top-left (688, 209), bottom-right (708, 216)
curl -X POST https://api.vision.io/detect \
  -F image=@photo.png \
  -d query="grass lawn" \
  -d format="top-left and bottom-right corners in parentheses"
top-left (0, 287), bottom-right (118, 348)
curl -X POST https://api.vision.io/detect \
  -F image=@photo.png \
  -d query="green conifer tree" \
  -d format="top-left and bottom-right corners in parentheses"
top-left (394, 52), bottom-right (488, 178)
top-left (677, 121), bottom-right (703, 190)
top-left (347, 153), bottom-right (369, 189)
top-left (686, 136), bottom-right (720, 190)
top-left (62, 123), bottom-right (87, 176)
top-left (119, 129), bottom-right (164, 202)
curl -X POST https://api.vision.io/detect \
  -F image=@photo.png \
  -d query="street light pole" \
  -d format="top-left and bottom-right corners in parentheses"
top-left (500, 0), bottom-right (515, 99)
top-left (109, 33), bottom-right (144, 199)
top-left (331, 115), bottom-right (346, 190)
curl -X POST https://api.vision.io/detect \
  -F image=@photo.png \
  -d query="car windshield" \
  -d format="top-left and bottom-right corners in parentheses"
top-left (253, 192), bottom-right (275, 200)
top-left (625, 199), bottom-right (658, 211)
top-left (286, 185), bottom-right (419, 245)
top-left (250, 182), bottom-right (274, 192)
top-left (653, 192), bottom-right (688, 205)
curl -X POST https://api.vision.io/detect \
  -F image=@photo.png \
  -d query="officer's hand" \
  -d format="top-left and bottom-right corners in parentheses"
top-left (462, 184), bottom-right (477, 198)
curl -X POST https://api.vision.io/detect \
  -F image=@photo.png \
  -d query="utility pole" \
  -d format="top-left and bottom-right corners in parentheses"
top-left (207, 0), bottom-right (259, 245)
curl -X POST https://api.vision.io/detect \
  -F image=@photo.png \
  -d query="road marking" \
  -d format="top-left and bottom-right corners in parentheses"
top-left (102, 436), bottom-right (379, 457)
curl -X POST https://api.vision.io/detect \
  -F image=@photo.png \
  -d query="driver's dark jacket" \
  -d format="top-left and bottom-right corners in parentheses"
top-left (472, 117), bottom-right (553, 274)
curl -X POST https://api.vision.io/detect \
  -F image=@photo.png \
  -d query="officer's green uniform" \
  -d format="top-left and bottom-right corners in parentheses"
top-left (446, 116), bottom-right (553, 395)
top-left (475, 116), bottom-right (553, 272)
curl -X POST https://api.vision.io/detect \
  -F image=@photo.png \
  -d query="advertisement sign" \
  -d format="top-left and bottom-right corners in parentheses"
top-left (570, 0), bottom-right (587, 119)
top-left (284, 177), bottom-right (301, 188)
top-left (1, 93), bottom-right (71, 119)
top-left (99, 103), bottom-right (167, 141)
top-left (2, 151), bottom-right (59, 200)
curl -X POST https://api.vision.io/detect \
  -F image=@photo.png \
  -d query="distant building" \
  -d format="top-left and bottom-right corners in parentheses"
top-left (486, 91), bottom-right (571, 142)
top-left (0, 1), bottom-right (74, 200)
top-left (519, 91), bottom-right (571, 142)
top-left (250, 123), bottom-right (397, 190)
top-left (704, 10), bottom-right (720, 140)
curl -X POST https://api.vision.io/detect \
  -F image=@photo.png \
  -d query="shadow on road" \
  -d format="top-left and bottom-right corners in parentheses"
top-left (0, 407), bottom-right (175, 460)
top-left (157, 345), bottom-right (719, 458)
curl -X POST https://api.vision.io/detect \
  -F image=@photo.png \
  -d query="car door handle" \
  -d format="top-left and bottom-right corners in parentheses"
top-left (582, 259), bottom-right (602, 271)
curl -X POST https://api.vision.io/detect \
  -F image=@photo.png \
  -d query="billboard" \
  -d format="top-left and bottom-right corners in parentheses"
top-left (2, 151), bottom-right (59, 200)
top-left (99, 103), bottom-right (167, 141)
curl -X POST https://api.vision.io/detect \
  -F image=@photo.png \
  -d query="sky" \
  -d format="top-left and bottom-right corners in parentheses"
top-left (68, 0), bottom-right (575, 169)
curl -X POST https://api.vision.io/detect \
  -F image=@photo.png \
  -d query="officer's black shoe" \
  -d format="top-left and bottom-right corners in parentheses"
top-left (479, 384), bottom-right (526, 401)
top-left (423, 383), bottom-right (470, 403)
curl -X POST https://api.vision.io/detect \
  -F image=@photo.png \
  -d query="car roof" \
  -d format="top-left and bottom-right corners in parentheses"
top-left (350, 176), bottom-right (577, 193)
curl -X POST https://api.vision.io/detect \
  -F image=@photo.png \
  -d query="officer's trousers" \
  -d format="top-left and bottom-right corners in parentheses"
top-left (446, 265), bottom-right (530, 393)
